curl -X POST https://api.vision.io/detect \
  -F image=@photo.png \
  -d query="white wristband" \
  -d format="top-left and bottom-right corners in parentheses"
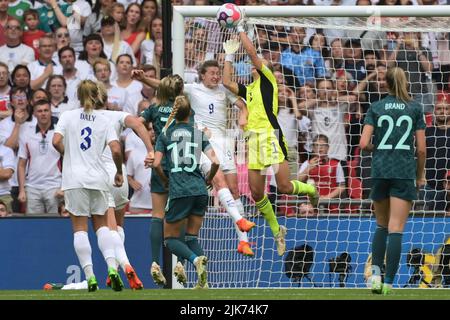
top-left (236, 25), bottom-right (245, 33)
top-left (225, 54), bottom-right (234, 62)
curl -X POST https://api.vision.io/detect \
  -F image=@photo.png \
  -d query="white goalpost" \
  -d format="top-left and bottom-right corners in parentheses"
top-left (171, 5), bottom-right (450, 289)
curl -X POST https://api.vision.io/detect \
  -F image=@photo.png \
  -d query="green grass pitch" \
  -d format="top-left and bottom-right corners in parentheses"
top-left (1, 289), bottom-right (450, 300)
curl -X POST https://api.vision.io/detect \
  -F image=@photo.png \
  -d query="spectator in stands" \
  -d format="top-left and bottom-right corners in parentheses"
top-left (0, 0), bottom-right (8, 47)
top-left (277, 71), bottom-right (299, 178)
top-left (112, 54), bottom-right (143, 115)
top-left (78, 33), bottom-right (116, 81)
top-left (0, 86), bottom-right (36, 213)
top-left (0, 62), bottom-right (11, 120)
top-left (0, 17), bottom-right (35, 73)
top-left (0, 144), bottom-right (14, 213)
top-left (18, 100), bottom-right (62, 216)
top-left (140, 64), bottom-right (157, 102)
top-left (46, 75), bottom-right (78, 119)
top-left (55, 46), bottom-right (89, 103)
top-left (298, 134), bottom-right (346, 213)
top-left (301, 78), bottom-right (349, 162)
top-left (354, 64), bottom-right (388, 113)
top-left (423, 92), bottom-right (450, 211)
top-left (100, 15), bottom-right (136, 66)
top-left (140, 17), bottom-right (163, 65)
top-left (184, 39), bottom-right (200, 83)
top-left (121, 3), bottom-right (146, 62)
top-left (430, 31), bottom-right (450, 92)
top-left (326, 38), bottom-right (345, 79)
top-left (30, 89), bottom-right (51, 107)
top-left (388, 31), bottom-right (434, 115)
top-left (141, 0), bottom-right (159, 38)
top-left (335, 69), bottom-right (357, 104)
top-left (296, 84), bottom-right (315, 162)
top-left (22, 9), bottom-right (46, 59)
top-left (0, 199), bottom-right (10, 217)
top-left (35, 0), bottom-right (71, 34)
top-left (280, 26), bottom-right (308, 85)
top-left (84, 0), bottom-right (115, 36)
top-left (11, 64), bottom-right (31, 95)
top-left (126, 119), bottom-right (154, 214)
top-left (29, 36), bottom-right (58, 90)
top-left (53, 28), bottom-right (72, 62)
top-left (93, 58), bottom-right (131, 112)
top-left (110, 2), bottom-right (126, 25)
top-left (7, 0), bottom-right (31, 26)
top-left (343, 39), bottom-right (366, 81)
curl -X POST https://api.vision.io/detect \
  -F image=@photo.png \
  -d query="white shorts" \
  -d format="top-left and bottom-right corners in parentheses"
top-left (106, 163), bottom-right (129, 210)
top-left (199, 153), bottom-right (212, 177)
top-left (64, 189), bottom-right (110, 217)
top-left (209, 130), bottom-right (236, 174)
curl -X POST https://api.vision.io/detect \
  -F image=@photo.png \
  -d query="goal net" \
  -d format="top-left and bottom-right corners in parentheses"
top-left (173, 5), bottom-right (450, 289)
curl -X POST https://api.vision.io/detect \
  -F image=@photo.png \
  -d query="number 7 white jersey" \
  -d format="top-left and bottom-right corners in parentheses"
top-left (55, 109), bottom-right (119, 191)
top-left (184, 83), bottom-right (238, 131)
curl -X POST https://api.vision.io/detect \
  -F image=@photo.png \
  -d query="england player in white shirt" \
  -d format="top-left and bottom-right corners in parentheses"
top-left (52, 80), bottom-right (125, 292)
top-left (95, 82), bottom-right (154, 290)
top-left (184, 61), bottom-right (255, 256)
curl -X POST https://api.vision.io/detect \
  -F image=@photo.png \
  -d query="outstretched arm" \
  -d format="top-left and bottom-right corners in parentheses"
top-left (223, 39), bottom-right (240, 95)
top-left (237, 19), bottom-right (263, 71)
top-left (124, 115), bottom-right (154, 166)
top-left (132, 69), bottom-right (161, 89)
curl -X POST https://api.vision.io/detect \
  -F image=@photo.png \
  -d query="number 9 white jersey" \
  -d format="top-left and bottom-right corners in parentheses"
top-left (184, 83), bottom-right (239, 173)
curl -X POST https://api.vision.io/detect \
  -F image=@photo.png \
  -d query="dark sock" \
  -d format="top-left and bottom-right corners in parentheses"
top-left (150, 217), bottom-right (163, 264)
top-left (165, 237), bottom-right (197, 264)
top-left (185, 233), bottom-right (204, 257)
top-left (384, 233), bottom-right (403, 284)
top-left (371, 225), bottom-right (388, 274)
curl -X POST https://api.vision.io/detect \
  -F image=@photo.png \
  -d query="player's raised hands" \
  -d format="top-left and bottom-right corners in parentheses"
top-left (223, 39), bottom-right (240, 55)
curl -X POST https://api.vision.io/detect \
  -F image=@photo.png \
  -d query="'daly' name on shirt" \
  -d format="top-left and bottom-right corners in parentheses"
top-left (80, 113), bottom-right (96, 121)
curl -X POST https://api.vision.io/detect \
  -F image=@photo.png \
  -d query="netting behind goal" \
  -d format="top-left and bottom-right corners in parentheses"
top-left (178, 10), bottom-right (450, 289)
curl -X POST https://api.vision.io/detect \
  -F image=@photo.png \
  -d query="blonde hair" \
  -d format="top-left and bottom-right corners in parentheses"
top-left (95, 82), bottom-right (108, 110)
top-left (156, 74), bottom-right (184, 105)
top-left (77, 80), bottom-right (105, 112)
top-left (78, 80), bottom-right (98, 112)
top-left (163, 95), bottom-right (191, 133)
top-left (93, 58), bottom-right (111, 73)
top-left (386, 67), bottom-right (412, 103)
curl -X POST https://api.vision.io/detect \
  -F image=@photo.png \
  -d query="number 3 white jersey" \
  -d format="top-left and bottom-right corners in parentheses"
top-left (184, 83), bottom-right (238, 131)
top-left (55, 109), bottom-right (119, 191)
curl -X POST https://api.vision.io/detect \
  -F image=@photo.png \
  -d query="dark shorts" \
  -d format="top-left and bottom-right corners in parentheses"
top-left (151, 170), bottom-right (169, 194)
top-left (370, 179), bottom-right (417, 201)
top-left (165, 195), bottom-right (208, 223)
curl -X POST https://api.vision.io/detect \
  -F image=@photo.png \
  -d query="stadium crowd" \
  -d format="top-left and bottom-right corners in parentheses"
top-left (0, 0), bottom-right (449, 218)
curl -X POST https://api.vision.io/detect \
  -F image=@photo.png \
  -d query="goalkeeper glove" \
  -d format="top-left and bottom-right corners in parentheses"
top-left (223, 39), bottom-right (240, 62)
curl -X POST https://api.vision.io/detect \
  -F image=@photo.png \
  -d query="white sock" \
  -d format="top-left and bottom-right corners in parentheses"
top-left (73, 231), bottom-right (94, 279)
top-left (117, 226), bottom-right (125, 243)
top-left (96, 226), bottom-right (117, 269)
top-left (234, 224), bottom-right (248, 242)
top-left (111, 230), bottom-right (130, 271)
top-left (218, 188), bottom-right (242, 223)
top-left (234, 198), bottom-right (245, 216)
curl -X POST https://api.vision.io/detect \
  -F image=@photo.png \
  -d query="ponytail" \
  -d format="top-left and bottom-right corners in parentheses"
top-left (95, 82), bottom-right (108, 109)
top-left (77, 80), bottom-right (100, 113)
top-left (386, 67), bottom-right (412, 103)
top-left (162, 99), bottom-right (180, 134)
top-left (162, 95), bottom-right (191, 134)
